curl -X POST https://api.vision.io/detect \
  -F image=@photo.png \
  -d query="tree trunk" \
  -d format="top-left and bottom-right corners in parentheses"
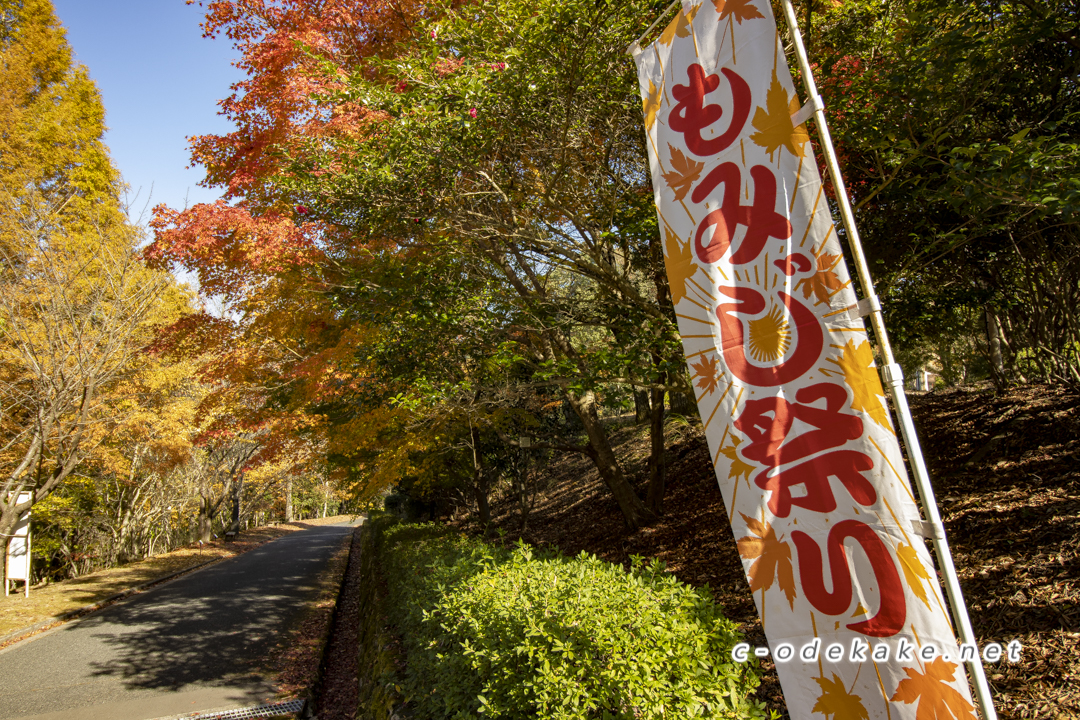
top-left (229, 473), bottom-right (243, 535)
top-left (633, 389), bottom-right (650, 424)
top-left (668, 386), bottom-right (697, 417)
top-left (985, 307), bottom-right (1006, 389)
top-left (197, 499), bottom-right (213, 543)
top-left (470, 424), bottom-right (491, 529)
top-left (517, 449), bottom-right (530, 531)
top-left (646, 366), bottom-right (667, 515)
top-left (567, 389), bottom-right (657, 530)
top-left (285, 476), bottom-right (294, 522)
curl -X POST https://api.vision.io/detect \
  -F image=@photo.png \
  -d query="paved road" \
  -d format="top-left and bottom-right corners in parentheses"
top-left (0, 522), bottom-right (357, 720)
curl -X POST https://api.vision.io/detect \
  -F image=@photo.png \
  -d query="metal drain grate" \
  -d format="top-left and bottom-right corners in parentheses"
top-left (176, 698), bottom-right (306, 720)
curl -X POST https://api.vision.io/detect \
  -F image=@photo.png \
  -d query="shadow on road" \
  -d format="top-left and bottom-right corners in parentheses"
top-left (75, 526), bottom-right (350, 693)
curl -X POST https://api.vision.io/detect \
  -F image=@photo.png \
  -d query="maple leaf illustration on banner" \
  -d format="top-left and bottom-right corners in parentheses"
top-left (713, 0), bottom-right (765, 23)
top-left (737, 513), bottom-right (797, 609)
top-left (643, 79), bottom-right (661, 131)
top-left (897, 543), bottom-right (934, 610)
top-left (829, 339), bottom-right (892, 430)
top-left (663, 146), bottom-right (705, 202)
top-left (691, 353), bottom-right (721, 395)
top-left (720, 437), bottom-right (755, 485)
top-left (663, 227), bottom-right (695, 305)
top-left (813, 674), bottom-right (870, 720)
top-left (891, 658), bottom-right (977, 720)
top-left (659, 4), bottom-right (699, 46)
top-left (799, 252), bottom-right (844, 305)
top-left (750, 71), bottom-right (810, 161)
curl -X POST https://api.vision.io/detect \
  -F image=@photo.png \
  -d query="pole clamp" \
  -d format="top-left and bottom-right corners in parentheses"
top-left (911, 519), bottom-right (945, 540)
top-left (790, 94), bottom-right (825, 127)
top-left (846, 294), bottom-right (882, 322)
top-left (882, 362), bottom-right (904, 388)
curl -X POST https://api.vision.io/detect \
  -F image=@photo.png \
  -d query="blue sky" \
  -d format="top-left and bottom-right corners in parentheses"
top-left (52, 0), bottom-right (244, 225)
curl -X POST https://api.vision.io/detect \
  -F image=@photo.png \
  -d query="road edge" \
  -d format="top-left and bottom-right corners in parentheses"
top-left (0, 556), bottom-right (223, 651)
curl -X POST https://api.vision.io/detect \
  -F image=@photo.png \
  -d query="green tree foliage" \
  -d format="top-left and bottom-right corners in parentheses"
top-left (146, 0), bottom-right (1080, 539)
top-left (272, 0), bottom-right (685, 528)
top-left (810, 0), bottom-right (1080, 385)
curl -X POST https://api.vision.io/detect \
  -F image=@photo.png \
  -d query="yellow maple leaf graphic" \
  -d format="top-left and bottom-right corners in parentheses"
top-left (662, 145), bottom-right (704, 202)
top-left (891, 657), bottom-right (977, 720)
top-left (713, 0), bottom-right (765, 23)
top-left (830, 339), bottom-right (892, 430)
top-left (690, 353), bottom-right (720, 395)
top-left (663, 227), bottom-right (695, 305)
top-left (720, 437), bottom-right (755, 485)
top-left (737, 512), bottom-right (797, 609)
top-left (750, 71), bottom-right (810, 161)
top-left (813, 674), bottom-right (869, 720)
top-left (643, 79), bottom-right (661, 131)
top-left (659, 4), bottom-right (699, 46)
top-left (799, 252), bottom-right (844, 305)
top-left (897, 543), bottom-right (933, 610)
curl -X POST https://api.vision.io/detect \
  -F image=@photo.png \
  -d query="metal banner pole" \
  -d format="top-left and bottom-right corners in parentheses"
top-left (776, 2), bottom-right (997, 717)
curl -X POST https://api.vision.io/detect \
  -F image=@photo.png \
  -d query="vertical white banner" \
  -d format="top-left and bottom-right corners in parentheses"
top-left (632, 2), bottom-right (976, 717)
top-left (6, 492), bottom-right (31, 596)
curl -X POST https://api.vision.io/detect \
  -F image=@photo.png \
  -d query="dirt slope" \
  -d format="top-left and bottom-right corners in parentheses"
top-left (468, 383), bottom-right (1079, 720)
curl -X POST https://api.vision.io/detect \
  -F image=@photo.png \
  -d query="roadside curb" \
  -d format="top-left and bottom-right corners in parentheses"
top-left (304, 522), bottom-right (365, 719)
top-left (0, 555), bottom-right (223, 650)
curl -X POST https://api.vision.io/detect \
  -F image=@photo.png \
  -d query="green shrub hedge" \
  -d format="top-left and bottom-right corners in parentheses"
top-left (377, 520), bottom-right (771, 719)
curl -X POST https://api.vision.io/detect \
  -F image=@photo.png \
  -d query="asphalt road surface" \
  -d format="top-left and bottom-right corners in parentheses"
top-left (0, 522), bottom-right (358, 720)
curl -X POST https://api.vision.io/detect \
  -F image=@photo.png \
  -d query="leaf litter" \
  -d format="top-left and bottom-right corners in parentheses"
top-left (464, 382), bottom-right (1080, 719)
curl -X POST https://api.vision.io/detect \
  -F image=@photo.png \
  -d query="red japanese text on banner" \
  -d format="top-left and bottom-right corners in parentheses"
top-left (631, 2), bottom-right (975, 717)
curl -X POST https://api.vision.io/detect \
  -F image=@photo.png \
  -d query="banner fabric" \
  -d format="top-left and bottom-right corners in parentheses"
top-left (631, 2), bottom-right (976, 717)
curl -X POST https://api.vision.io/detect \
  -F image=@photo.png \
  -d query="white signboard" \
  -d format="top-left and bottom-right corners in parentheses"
top-left (6, 491), bottom-right (31, 597)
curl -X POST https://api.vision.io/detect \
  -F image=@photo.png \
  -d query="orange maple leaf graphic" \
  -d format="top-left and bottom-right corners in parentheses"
top-left (891, 658), bottom-right (977, 720)
top-left (713, 0), bottom-right (765, 23)
top-left (737, 513), bottom-right (797, 609)
top-left (813, 674), bottom-right (869, 720)
top-left (897, 543), bottom-right (934, 610)
top-left (690, 353), bottom-right (720, 395)
top-left (659, 4), bottom-right (699, 46)
top-left (719, 437), bottom-right (755, 485)
top-left (643, 79), bottom-right (661, 131)
top-left (829, 339), bottom-right (892, 430)
top-left (798, 252), bottom-right (844, 305)
top-left (662, 145), bottom-right (704, 202)
top-left (663, 227), bottom-right (695, 305)
top-left (750, 71), bottom-right (810, 161)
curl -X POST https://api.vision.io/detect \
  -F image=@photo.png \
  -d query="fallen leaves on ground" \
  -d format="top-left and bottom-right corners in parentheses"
top-left (460, 382), bottom-right (1080, 719)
